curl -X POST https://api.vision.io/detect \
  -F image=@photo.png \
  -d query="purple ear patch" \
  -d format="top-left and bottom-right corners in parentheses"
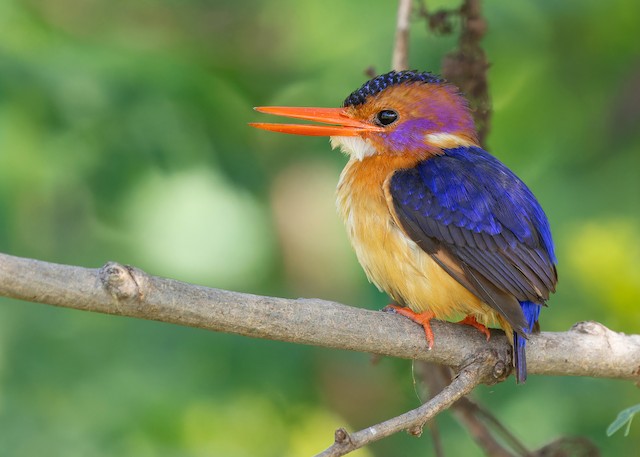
top-left (385, 118), bottom-right (438, 150)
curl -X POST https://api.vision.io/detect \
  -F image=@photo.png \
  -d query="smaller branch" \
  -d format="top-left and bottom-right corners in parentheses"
top-left (453, 398), bottom-right (529, 457)
top-left (417, 362), bottom-right (526, 457)
top-left (392, 0), bottom-right (413, 71)
top-left (532, 437), bottom-right (600, 457)
top-left (315, 349), bottom-right (507, 457)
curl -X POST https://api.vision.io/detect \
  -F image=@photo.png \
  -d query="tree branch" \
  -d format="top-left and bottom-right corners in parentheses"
top-left (419, 0), bottom-right (492, 146)
top-left (0, 252), bottom-right (639, 381)
top-left (316, 349), bottom-right (502, 457)
top-left (416, 363), bottom-right (523, 457)
top-left (453, 397), bottom-right (532, 457)
top-left (392, 0), bottom-right (412, 71)
top-left (442, 0), bottom-right (491, 146)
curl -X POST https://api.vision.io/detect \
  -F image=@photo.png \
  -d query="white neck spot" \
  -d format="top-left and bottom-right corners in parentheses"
top-left (424, 132), bottom-right (476, 148)
top-left (330, 136), bottom-right (377, 161)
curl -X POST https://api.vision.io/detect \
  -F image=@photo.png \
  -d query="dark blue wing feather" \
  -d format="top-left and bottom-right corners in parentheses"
top-left (389, 146), bottom-right (557, 331)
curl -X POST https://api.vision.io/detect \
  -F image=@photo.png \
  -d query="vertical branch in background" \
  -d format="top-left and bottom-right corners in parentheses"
top-left (392, 0), bottom-right (413, 71)
top-left (420, 0), bottom-right (491, 147)
top-left (442, 0), bottom-right (491, 146)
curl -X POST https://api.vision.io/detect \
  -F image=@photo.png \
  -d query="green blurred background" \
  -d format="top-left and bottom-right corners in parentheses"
top-left (0, 0), bottom-right (639, 455)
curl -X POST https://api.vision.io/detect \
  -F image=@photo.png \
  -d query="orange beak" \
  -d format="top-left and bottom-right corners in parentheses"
top-left (249, 106), bottom-right (383, 136)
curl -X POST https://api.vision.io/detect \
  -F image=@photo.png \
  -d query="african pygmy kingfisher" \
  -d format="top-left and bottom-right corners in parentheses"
top-left (251, 70), bottom-right (557, 383)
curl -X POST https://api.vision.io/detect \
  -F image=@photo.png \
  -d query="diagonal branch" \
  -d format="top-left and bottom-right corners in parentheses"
top-left (0, 252), bottom-right (639, 381)
top-left (315, 349), bottom-right (503, 457)
top-left (453, 396), bottom-right (531, 457)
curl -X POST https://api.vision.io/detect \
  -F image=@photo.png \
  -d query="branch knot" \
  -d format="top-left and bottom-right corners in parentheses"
top-left (334, 428), bottom-right (352, 445)
top-left (570, 321), bottom-right (610, 336)
top-left (99, 262), bottom-right (145, 302)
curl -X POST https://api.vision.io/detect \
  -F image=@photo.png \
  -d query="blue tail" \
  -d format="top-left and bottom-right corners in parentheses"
top-left (513, 301), bottom-right (541, 383)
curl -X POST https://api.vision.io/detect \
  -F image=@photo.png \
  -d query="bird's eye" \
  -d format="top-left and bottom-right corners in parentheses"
top-left (375, 109), bottom-right (398, 126)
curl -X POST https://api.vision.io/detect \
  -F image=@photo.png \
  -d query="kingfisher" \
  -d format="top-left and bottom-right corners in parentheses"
top-left (250, 70), bottom-right (557, 383)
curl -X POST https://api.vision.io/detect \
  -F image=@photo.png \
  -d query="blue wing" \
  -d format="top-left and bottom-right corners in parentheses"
top-left (388, 146), bottom-right (557, 333)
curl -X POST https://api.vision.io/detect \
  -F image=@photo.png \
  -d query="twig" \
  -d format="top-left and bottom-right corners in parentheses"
top-left (392, 0), bottom-right (413, 71)
top-left (315, 349), bottom-right (504, 457)
top-left (453, 398), bottom-right (529, 457)
top-left (416, 363), bottom-right (527, 457)
top-left (532, 437), bottom-right (600, 457)
top-left (0, 252), bottom-right (639, 381)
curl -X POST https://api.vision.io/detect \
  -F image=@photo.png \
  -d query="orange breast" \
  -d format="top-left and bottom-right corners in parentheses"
top-left (336, 155), bottom-right (501, 326)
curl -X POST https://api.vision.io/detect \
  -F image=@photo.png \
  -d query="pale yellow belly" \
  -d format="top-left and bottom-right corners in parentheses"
top-left (336, 158), bottom-right (501, 327)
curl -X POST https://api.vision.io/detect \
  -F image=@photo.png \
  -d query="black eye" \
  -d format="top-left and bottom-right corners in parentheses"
top-left (375, 109), bottom-right (398, 126)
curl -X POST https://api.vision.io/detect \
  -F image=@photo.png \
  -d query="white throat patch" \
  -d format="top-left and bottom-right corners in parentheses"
top-left (330, 136), bottom-right (377, 161)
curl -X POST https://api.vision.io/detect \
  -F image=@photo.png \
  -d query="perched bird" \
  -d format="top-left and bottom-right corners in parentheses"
top-left (251, 70), bottom-right (557, 383)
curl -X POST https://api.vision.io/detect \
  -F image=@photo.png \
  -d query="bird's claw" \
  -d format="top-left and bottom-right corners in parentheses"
top-left (382, 304), bottom-right (436, 350)
top-left (457, 315), bottom-right (491, 341)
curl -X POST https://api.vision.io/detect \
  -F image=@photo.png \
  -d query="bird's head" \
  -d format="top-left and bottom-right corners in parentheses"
top-left (251, 70), bottom-right (478, 160)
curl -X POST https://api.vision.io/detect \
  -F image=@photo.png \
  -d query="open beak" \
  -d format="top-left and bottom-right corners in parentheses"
top-left (249, 106), bottom-right (383, 137)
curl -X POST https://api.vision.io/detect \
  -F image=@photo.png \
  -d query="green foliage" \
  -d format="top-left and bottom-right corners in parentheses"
top-left (0, 0), bottom-right (639, 455)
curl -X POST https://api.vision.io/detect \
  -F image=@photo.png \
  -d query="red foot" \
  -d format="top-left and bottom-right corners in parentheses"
top-left (383, 304), bottom-right (436, 349)
top-left (457, 315), bottom-right (491, 341)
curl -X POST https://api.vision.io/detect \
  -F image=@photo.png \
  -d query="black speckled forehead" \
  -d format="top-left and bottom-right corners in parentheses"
top-left (343, 70), bottom-right (445, 107)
